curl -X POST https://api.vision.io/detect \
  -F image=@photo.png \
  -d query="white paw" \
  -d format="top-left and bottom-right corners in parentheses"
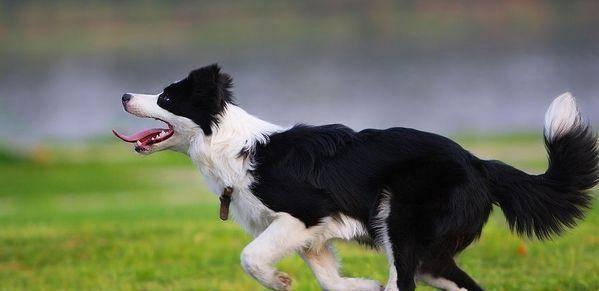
top-left (343, 278), bottom-right (383, 291)
top-left (272, 271), bottom-right (292, 290)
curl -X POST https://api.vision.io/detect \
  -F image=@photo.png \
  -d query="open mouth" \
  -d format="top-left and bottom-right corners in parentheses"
top-left (112, 119), bottom-right (174, 152)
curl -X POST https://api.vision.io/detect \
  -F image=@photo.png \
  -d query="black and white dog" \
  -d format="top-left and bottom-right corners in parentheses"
top-left (113, 64), bottom-right (598, 291)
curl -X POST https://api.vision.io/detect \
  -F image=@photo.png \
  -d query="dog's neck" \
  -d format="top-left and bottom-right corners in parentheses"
top-left (187, 104), bottom-right (282, 189)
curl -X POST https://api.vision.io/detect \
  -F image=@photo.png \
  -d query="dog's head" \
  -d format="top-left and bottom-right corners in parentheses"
top-left (113, 64), bottom-right (234, 154)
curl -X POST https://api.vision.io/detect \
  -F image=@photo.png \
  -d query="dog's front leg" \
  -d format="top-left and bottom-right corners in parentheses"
top-left (240, 212), bottom-right (314, 290)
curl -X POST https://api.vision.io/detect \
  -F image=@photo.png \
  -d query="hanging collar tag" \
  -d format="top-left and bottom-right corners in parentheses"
top-left (219, 187), bottom-right (234, 221)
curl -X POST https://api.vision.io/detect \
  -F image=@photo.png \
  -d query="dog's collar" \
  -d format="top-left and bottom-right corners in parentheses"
top-left (219, 186), bottom-right (234, 221)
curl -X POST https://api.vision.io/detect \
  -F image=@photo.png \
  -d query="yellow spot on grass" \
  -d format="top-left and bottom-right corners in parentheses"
top-left (516, 242), bottom-right (528, 256)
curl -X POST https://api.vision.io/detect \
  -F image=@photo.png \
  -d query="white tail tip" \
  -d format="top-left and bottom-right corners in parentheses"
top-left (544, 92), bottom-right (581, 141)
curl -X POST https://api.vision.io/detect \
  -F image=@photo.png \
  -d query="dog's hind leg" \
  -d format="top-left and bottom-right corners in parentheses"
top-left (374, 192), bottom-right (418, 291)
top-left (240, 212), bottom-right (316, 290)
top-left (300, 242), bottom-right (382, 291)
top-left (378, 224), bottom-right (419, 291)
top-left (417, 274), bottom-right (466, 291)
top-left (386, 231), bottom-right (418, 291)
top-left (419, 258), bottom-right (483, 291)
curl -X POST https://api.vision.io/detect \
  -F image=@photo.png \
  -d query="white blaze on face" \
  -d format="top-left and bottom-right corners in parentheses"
top-left (123, 94), bottom-right (162, 118)
top-left (113, 93), bottom-right (200, 154)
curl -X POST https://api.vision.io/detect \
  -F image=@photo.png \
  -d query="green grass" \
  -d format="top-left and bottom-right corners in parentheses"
top-left (0, 135), bottom-right (597, 290)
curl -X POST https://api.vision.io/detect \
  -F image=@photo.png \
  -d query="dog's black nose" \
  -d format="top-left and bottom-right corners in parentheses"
top-left (122, 93), bottom-right (132, 104)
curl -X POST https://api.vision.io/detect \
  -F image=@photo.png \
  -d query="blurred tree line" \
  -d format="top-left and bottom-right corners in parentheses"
top-left (0, 0), bottom-right (597, 56)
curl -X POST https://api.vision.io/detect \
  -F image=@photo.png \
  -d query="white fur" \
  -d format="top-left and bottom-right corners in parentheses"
top-left (125, 96), bottom-right (382, 289)
top-left (241, 212), bottom-right (380, 291)
top-left (312, 214), bottom-right (370, 250)
top-left (124, 94), bottom-right (280, 235)
top-left (544, 92), bottom-right (581, 142)
top-left (385, 267), bottom-right (398, 291)
top-left (301, 243), bottom-right (382, 291)
top-left (188, 104), bottom-right (282, 236)
top-left (419, 274), bottom-right (467, 291)
top-left (240, 213), bottom-right (312, 290)
top-left (372, 190), bottom-right (398, 291)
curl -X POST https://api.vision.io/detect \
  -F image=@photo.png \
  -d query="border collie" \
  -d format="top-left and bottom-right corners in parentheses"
top-left (113, 64), bottom-right (598, 291)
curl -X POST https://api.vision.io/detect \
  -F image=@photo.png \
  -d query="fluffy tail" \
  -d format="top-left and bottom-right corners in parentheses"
top-left (484, 93), bottom-right (599, 240)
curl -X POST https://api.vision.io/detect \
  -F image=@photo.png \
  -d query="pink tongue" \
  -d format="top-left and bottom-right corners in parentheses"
top-left (112, 128), bottom-right (163, 143)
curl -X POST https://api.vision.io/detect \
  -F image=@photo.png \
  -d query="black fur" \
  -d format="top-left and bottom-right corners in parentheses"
top-left (249, 121), bottom-right (598, 290)
top-left (485, 123), bottom-right (598, 239)
top-left (251, 125), bottom-right (487, 229)
top-left (158, 64), bottom-right (233, 135)
top-left (250, 125), bottom-right (497, 290)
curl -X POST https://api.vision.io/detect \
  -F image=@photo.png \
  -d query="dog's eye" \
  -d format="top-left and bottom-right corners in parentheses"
top-left (158, 94), bottom-right (171, 105)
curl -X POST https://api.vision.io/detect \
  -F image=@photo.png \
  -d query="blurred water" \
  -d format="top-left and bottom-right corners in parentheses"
top-left (1, 50), bottom-right (598, 142)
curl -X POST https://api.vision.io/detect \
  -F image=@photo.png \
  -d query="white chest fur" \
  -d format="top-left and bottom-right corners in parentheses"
top-left (187, 105), bottom-right (281, 236)
top-left (200, 171), bottom-right (274, 236)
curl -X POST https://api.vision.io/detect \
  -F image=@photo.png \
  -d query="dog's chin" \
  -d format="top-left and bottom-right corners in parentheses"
top-left (135, 142), bottom-right (166, 155)
top-left (134, 134), bottom-right (183, 155)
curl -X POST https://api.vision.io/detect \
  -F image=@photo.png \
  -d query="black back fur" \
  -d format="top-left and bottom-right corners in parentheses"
top-left (251, 124), bottom-right (494, 238)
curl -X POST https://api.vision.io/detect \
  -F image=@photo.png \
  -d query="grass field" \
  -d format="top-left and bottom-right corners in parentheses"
top-left (0, 134), bottom-right (597, 290)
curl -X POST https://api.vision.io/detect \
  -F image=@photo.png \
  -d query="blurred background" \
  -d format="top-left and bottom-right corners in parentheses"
top-left (2, 0), bottom-right (599, 141)
top-left (0, 1), bottom-right (598, 290)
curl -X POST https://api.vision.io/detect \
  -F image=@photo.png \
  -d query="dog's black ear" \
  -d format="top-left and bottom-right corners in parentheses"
top-left (185, 64), bottom-right (234, 135)
top-left (188, 63), bottom-right (234, 109)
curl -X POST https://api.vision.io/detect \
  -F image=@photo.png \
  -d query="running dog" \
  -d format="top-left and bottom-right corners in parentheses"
top-left (113, 64), bottom-right (598, 291)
